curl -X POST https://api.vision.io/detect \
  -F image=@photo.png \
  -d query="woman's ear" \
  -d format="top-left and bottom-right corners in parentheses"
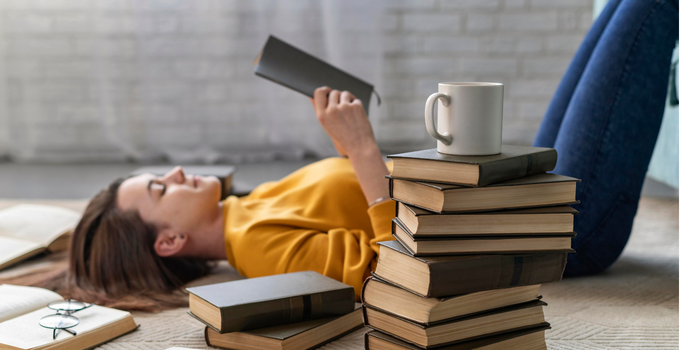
top-left (154, 228), bottom-right (187, 257)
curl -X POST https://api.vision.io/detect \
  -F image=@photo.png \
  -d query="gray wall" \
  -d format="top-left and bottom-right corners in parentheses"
top-left (381, 0), bottom-right (593, 150)
top-left (0, 0), bottom-right (593, 163)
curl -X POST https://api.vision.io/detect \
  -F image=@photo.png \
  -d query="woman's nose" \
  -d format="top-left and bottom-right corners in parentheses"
top-left (163, 166), bottom-right (186, 183)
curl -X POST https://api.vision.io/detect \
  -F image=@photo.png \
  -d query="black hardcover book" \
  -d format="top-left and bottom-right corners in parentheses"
top-left (203, 304), bottom-right (363, 350)
top-left (392, 218), bottom-right (576, 256)
top-left (365, 326), bottom-right (550, 350)
top-left (375, 240), bottom-right (568, 298)
top-left (362, 301), bottom-right (548, 349)
top-left (388, 146), bottom-right (558, 187)
top-left (254, 35), bottom-right (377, 113)
top-left (186, 271), bottom-right (355, 333)
top-left (388, 173), bottom-right (580, 214)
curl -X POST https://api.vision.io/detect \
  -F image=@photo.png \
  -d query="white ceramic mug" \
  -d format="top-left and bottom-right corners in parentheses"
top-left (424, 82), bottom-right (504, 156)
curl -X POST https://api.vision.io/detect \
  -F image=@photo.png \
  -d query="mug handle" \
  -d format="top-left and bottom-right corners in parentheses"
top-left (424, 93), bottom-right (453, 145)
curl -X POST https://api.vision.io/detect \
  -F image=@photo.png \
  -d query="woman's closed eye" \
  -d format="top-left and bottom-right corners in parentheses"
top-left (147, 180), bottom-right (167, 198)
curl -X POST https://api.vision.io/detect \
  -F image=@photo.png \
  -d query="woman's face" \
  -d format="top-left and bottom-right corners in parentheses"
top-left (117, 166), bottom-right (222, 234)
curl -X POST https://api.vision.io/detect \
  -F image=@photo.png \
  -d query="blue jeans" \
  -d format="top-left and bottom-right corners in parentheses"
top-left (533, 0), bottom-right (678, 276)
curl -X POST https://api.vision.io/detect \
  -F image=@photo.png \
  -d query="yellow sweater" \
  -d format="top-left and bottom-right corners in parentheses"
top-left (222, 157), bottom-right (395, 300)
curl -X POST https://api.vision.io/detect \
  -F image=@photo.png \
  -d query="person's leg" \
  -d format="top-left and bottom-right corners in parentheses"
top-left (546, 0), bottom-right (678, 276)
top-left (534, 0), bottom-right (623, 148)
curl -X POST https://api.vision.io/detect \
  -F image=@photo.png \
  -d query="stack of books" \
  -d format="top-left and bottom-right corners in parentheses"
top-left (362, 145), bottom-right (579, 350)
top-left (185, 271), bottom-right (364, 350)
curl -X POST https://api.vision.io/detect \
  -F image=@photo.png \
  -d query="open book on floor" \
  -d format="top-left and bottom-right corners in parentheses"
top-left (204, 304), bottom-right (363, 350)
top-left (0, 285), bottom-right (137, 350)
top-left (0, 205), bottom-right (81, 271)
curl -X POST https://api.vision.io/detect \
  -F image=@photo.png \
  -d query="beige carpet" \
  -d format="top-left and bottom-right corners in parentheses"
top-left (0, 198), bottom-right (677, 349)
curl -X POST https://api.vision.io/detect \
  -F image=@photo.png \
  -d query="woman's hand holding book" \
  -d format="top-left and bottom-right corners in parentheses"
top-left (310, 86), bottom-right (390, 206)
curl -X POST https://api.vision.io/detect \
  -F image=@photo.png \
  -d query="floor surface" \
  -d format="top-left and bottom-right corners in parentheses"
top-left (91, 197), bottom-right (677, 350)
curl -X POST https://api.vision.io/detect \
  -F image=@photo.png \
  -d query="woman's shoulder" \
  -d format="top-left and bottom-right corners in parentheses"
top-left (298, 157), bottom-right (357, 182)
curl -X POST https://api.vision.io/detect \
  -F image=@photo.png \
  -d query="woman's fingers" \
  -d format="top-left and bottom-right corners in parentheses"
top-left (313, 87), bottom-right (331, 115)
top-left (341, 91), bottom-right (355, 104)
top-left (327, 90), bottom-right (341, 109)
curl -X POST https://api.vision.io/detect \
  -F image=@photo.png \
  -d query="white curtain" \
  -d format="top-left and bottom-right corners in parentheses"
top-left (0, 0), bottom-right (386, 163)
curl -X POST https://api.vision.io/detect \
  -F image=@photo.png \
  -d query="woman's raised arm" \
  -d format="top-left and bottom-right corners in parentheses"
top-left (310, 87), bottom-right (390, 206)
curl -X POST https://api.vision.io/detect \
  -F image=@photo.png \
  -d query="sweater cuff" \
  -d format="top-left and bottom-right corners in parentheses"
top-left (367, 199), bottom-right (395, 240)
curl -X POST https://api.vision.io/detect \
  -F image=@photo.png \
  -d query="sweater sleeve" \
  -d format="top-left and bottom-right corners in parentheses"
top-left (226, 200), bottom-right (395, 300)
top-left (367, 199), bottom-right (396, 255)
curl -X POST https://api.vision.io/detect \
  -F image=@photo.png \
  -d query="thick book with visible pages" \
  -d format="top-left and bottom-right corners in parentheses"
top-left (204, 304), bottom-right (363, 350)
top-left (389, 173), bottom-right (580, 213)
top-left (186, 271), bottom-right (355, 333)
top-left (392, 219), bottom-right (575, 256)
top-left (0, 205), bottom-right (81, 271)
top-left (0, 285), bottom-right (137, 350)
top-left (363, 301), bottom-right (547, 349)
top-left (365, 327), bottom-right (550, 350)
top-left (254, 35), bottom-right (376, 113)
top-left (130, 165), bottom-right (236, 199)
top-left (396, 202), bottom-right (577, 237)
top-left (388, 146), bottom-right (557, 187)
top-left (374, 241), bottom-right (567, 298)
top-left (361, 277), bottom-right (540, 325)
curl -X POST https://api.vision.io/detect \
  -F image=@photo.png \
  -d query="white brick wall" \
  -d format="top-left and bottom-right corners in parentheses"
top-left (0, 0), bottom-right (593, 162)
top-left (380, 0), bottom-right (592, 151)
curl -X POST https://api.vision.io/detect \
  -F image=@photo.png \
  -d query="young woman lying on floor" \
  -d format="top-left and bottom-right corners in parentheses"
top-left (3, 0), bottom-right (677, 311)
top-left (70, 87), bottom-right (395, 310)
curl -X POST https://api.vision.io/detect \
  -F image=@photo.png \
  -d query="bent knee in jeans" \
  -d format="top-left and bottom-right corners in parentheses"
top-left (564, 193), bottom-right (640, 277)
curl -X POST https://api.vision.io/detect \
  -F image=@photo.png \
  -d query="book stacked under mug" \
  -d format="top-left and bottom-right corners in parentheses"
top-left (362, 145), bottom-right (580, 350)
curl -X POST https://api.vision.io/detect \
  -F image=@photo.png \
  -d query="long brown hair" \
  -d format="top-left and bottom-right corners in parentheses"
top-left (1, 178), bottom-right (213, 312)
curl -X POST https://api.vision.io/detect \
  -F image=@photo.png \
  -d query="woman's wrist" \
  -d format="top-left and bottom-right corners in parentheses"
top-left (369, 196), bottom-right (391, 207)
top-left (346, 143), bottom-right (390, 206)
top-left (347, 142), bottom-right (381, 161)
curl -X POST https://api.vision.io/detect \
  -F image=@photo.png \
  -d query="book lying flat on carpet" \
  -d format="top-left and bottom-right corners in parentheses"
top-left (361, 277), bottom-right (540, 325)
top-left (393, 219), bottom-right (575, 256)
top-left (130, 165), bottom-right (236, 199)
top-left (364, 326), bottom-right (550, 350)
top-left (254, 35), bottom-right (377, 114)
top-left (397, 202), bottom-right (577, 237)
top-left (388, 146), bottom-right (557, 187)
top-left (389, 173), bottom-right (580, 213)
top-left (0, 204), bottom-right (81, 271)
top-left (374, 241), bottom-right (567, 298)
top-left (363, 301), bottom-right (547, 349)
top-left (0, 285), bottom-right (137, 350)
top-left (186, 271), bottom-right (355, 333)
top-left (204, 304), bottom-right (363, 350)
